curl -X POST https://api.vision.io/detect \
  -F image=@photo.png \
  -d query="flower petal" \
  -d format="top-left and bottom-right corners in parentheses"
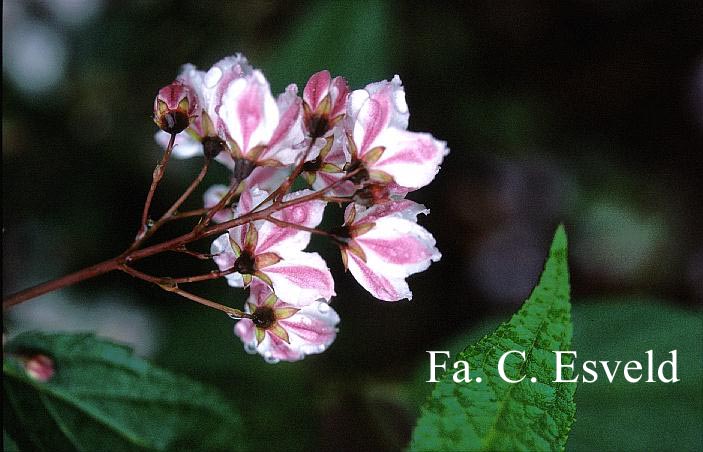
top-left (303, 70), bottom-right (331, 110)
top-left (155, 130), bottom-right (203, 159)
top-left (255, 190), bottom-right (327, 254)
top-left (261, 251), bottom-right (335, 305)
top-left (346, 252), bottom-right (410, 301)
top-left (367, 128), bottom-right (448, 189)
top-left (356, 216), bottom-right (441, 278)
top-left (219, 70), bottom-right (279, 156)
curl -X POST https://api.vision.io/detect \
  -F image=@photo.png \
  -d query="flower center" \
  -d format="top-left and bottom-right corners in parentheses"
top-left (302, 156), bottom-right (322, 173)
top-left (234, 251), bottom-right (256, 274)
top-left (345, 159), bottom-right (369, 185)
top-left (202, 136), bottom-right (226, 159)
top-left (251, 305), bottom-right (276, 329)
top-left (159, 111), bottom-right (190, 135)
top-left (307, 114), bottom-right (329, 139)
top-left (329, 225), bottom-right (351, 245)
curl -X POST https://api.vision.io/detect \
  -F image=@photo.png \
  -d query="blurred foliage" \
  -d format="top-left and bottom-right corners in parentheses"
top-left (3, 0), bottom-right (703, 450)
top-left (568, 300), bottom-right (703, 451)
top-left (4, 332), bottom-right (244, 451)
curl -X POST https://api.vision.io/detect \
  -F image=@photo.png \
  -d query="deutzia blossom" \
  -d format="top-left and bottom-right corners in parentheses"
top-left (235, 281), bottom-right (339, 362)
top-left (334, 200), bottom-right (441, 301)
top-left (145, 55), bottom-right (449, 362)
top-left (211, 188), bottom-right (334, 305)
top-left (155, 55), bottom-right (252, 165)
top-left (302, 70), bottom-right (349, 139)
top-left (345, 75), bottom-right (449, 190)
top-left (218, 73), bottom-right (304, 166)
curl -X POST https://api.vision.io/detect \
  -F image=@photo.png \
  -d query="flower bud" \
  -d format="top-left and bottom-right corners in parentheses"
top-left (153, 80), bottom-right (196, 134)
top-left (24, 353), bottom-right (55, 382)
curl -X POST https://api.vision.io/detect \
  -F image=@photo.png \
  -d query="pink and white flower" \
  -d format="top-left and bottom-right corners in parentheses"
top-left (345, 75), bottom-right (449, 190)
top-left (218, 72), bottom-right (304, 166)
top-left (235, 281), bottom-right (339, 362)
top-left (302, 70), bottom-right (349, 138)
top-left (152, 80), bottom-right (197, 135)
top-left (334, 200), bottom-right (441, 301)
top-left (211, 188), bottom-right (334, 305)
top-left (155, 55), bottom-right (252, 166)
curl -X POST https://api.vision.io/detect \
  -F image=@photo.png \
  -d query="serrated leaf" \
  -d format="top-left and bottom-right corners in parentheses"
top-left (3, 332), bottom-right (244, 452)
top-left (410, 225), bottom-right (575, 451)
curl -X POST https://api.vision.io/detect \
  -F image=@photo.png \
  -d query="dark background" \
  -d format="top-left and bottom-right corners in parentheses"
top-left (4, 1), bottom-right (702, 450)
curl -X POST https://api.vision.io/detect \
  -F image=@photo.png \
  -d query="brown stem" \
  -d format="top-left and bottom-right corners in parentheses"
top-left (2, 167), bottom-right (362, 310)
top-left (162, 159), bottom-right (210, 221)
top-left (171, 246), bottom-right (213, 260)
top-left (135, 133), bottom-right (176, 241)
top-left (2, 260), bottom-right (122, 309)
top-left (196, 158), bottom-right (251, 232)
top-left (120, 264), bottom-right (248, 318)
top-left (170, 267), bottom-right (238, 284)
top-left (253, 139), bottom-right (316, 211)
top-left (161, 207), bottom-right (210, 223)
top-left (125, 159), bottom-right (210, 254)
top-left (265, 216), bottom-right (332, 237)
top-left (171, 288), bottom-right (250, 319)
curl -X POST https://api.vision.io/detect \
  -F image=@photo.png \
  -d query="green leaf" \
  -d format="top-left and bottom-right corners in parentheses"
top-left (410, 225), bottom-right (575, 451)
top-left (3, 332), bottom-right (244, 452)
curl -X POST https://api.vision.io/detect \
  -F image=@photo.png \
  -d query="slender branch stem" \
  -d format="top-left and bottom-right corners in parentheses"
top-left (253, 139), bottom-right (316, 211)
top-left (120, 264), bottom-right (248, 318)
top-left (265, 216), bottom-right (332, 237)
top-left (162, 159), bottom-right (210, 221)
top-left (2, 260), bottom-right (122, 309)
top-left (170, 288), bottom-right (250, 319)
top-left (3, 167), bottom-right (362, 310)
top-left (171, 246), bottom-right (213, 260)
top-left (135, 133), bottom-right (175, 241)
top-left (195, 157), bottom-right (251, 232)
top-left (125, 159), bottom-right (210, 255)
top-left (170, 267), bottom-right (238, 284)
top-left (161, 207), bottom-right (210, 223)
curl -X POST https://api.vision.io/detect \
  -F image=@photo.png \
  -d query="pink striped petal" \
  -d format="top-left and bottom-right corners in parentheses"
top-left (260, 84), bottom-right (304, 164)
top-left (219, 70), bottom-right (279, 156)
top-left (262, 251), bottom-right (335, 305)
top-left (356, 216), bottom-right (441, 278)
top-left (235, 281), bottom-right (340, 362)
top-left (354, 199), bottom-right (428, 224)
top-left (303, 70), bottom-right (331, 110)
top-left (367, 128), bottom-right (448, 189)
top-left (346, 75), bottom-right (409, 141)
top-left (346, 252), bottom-right (410, 301)
top-left (255, 189), bottom-right (326, 254)
top-left (329, 76), bottom-right (349, 118)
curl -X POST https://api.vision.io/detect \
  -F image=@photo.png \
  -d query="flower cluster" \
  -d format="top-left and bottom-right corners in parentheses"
top-left (154, 54), bottom-right (448, 362)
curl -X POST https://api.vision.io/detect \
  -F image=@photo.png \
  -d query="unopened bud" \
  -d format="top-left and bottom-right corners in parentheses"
top-left (24, 354), bottom-right (54, 382)
top-left (153, 80), bottom-right (196, 134)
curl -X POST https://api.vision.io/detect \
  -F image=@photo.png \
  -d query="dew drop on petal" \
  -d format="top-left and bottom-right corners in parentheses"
top-left (317, 302), bottom-right (330, 314)
top-left (244, 342), bottom-right (258, 354)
